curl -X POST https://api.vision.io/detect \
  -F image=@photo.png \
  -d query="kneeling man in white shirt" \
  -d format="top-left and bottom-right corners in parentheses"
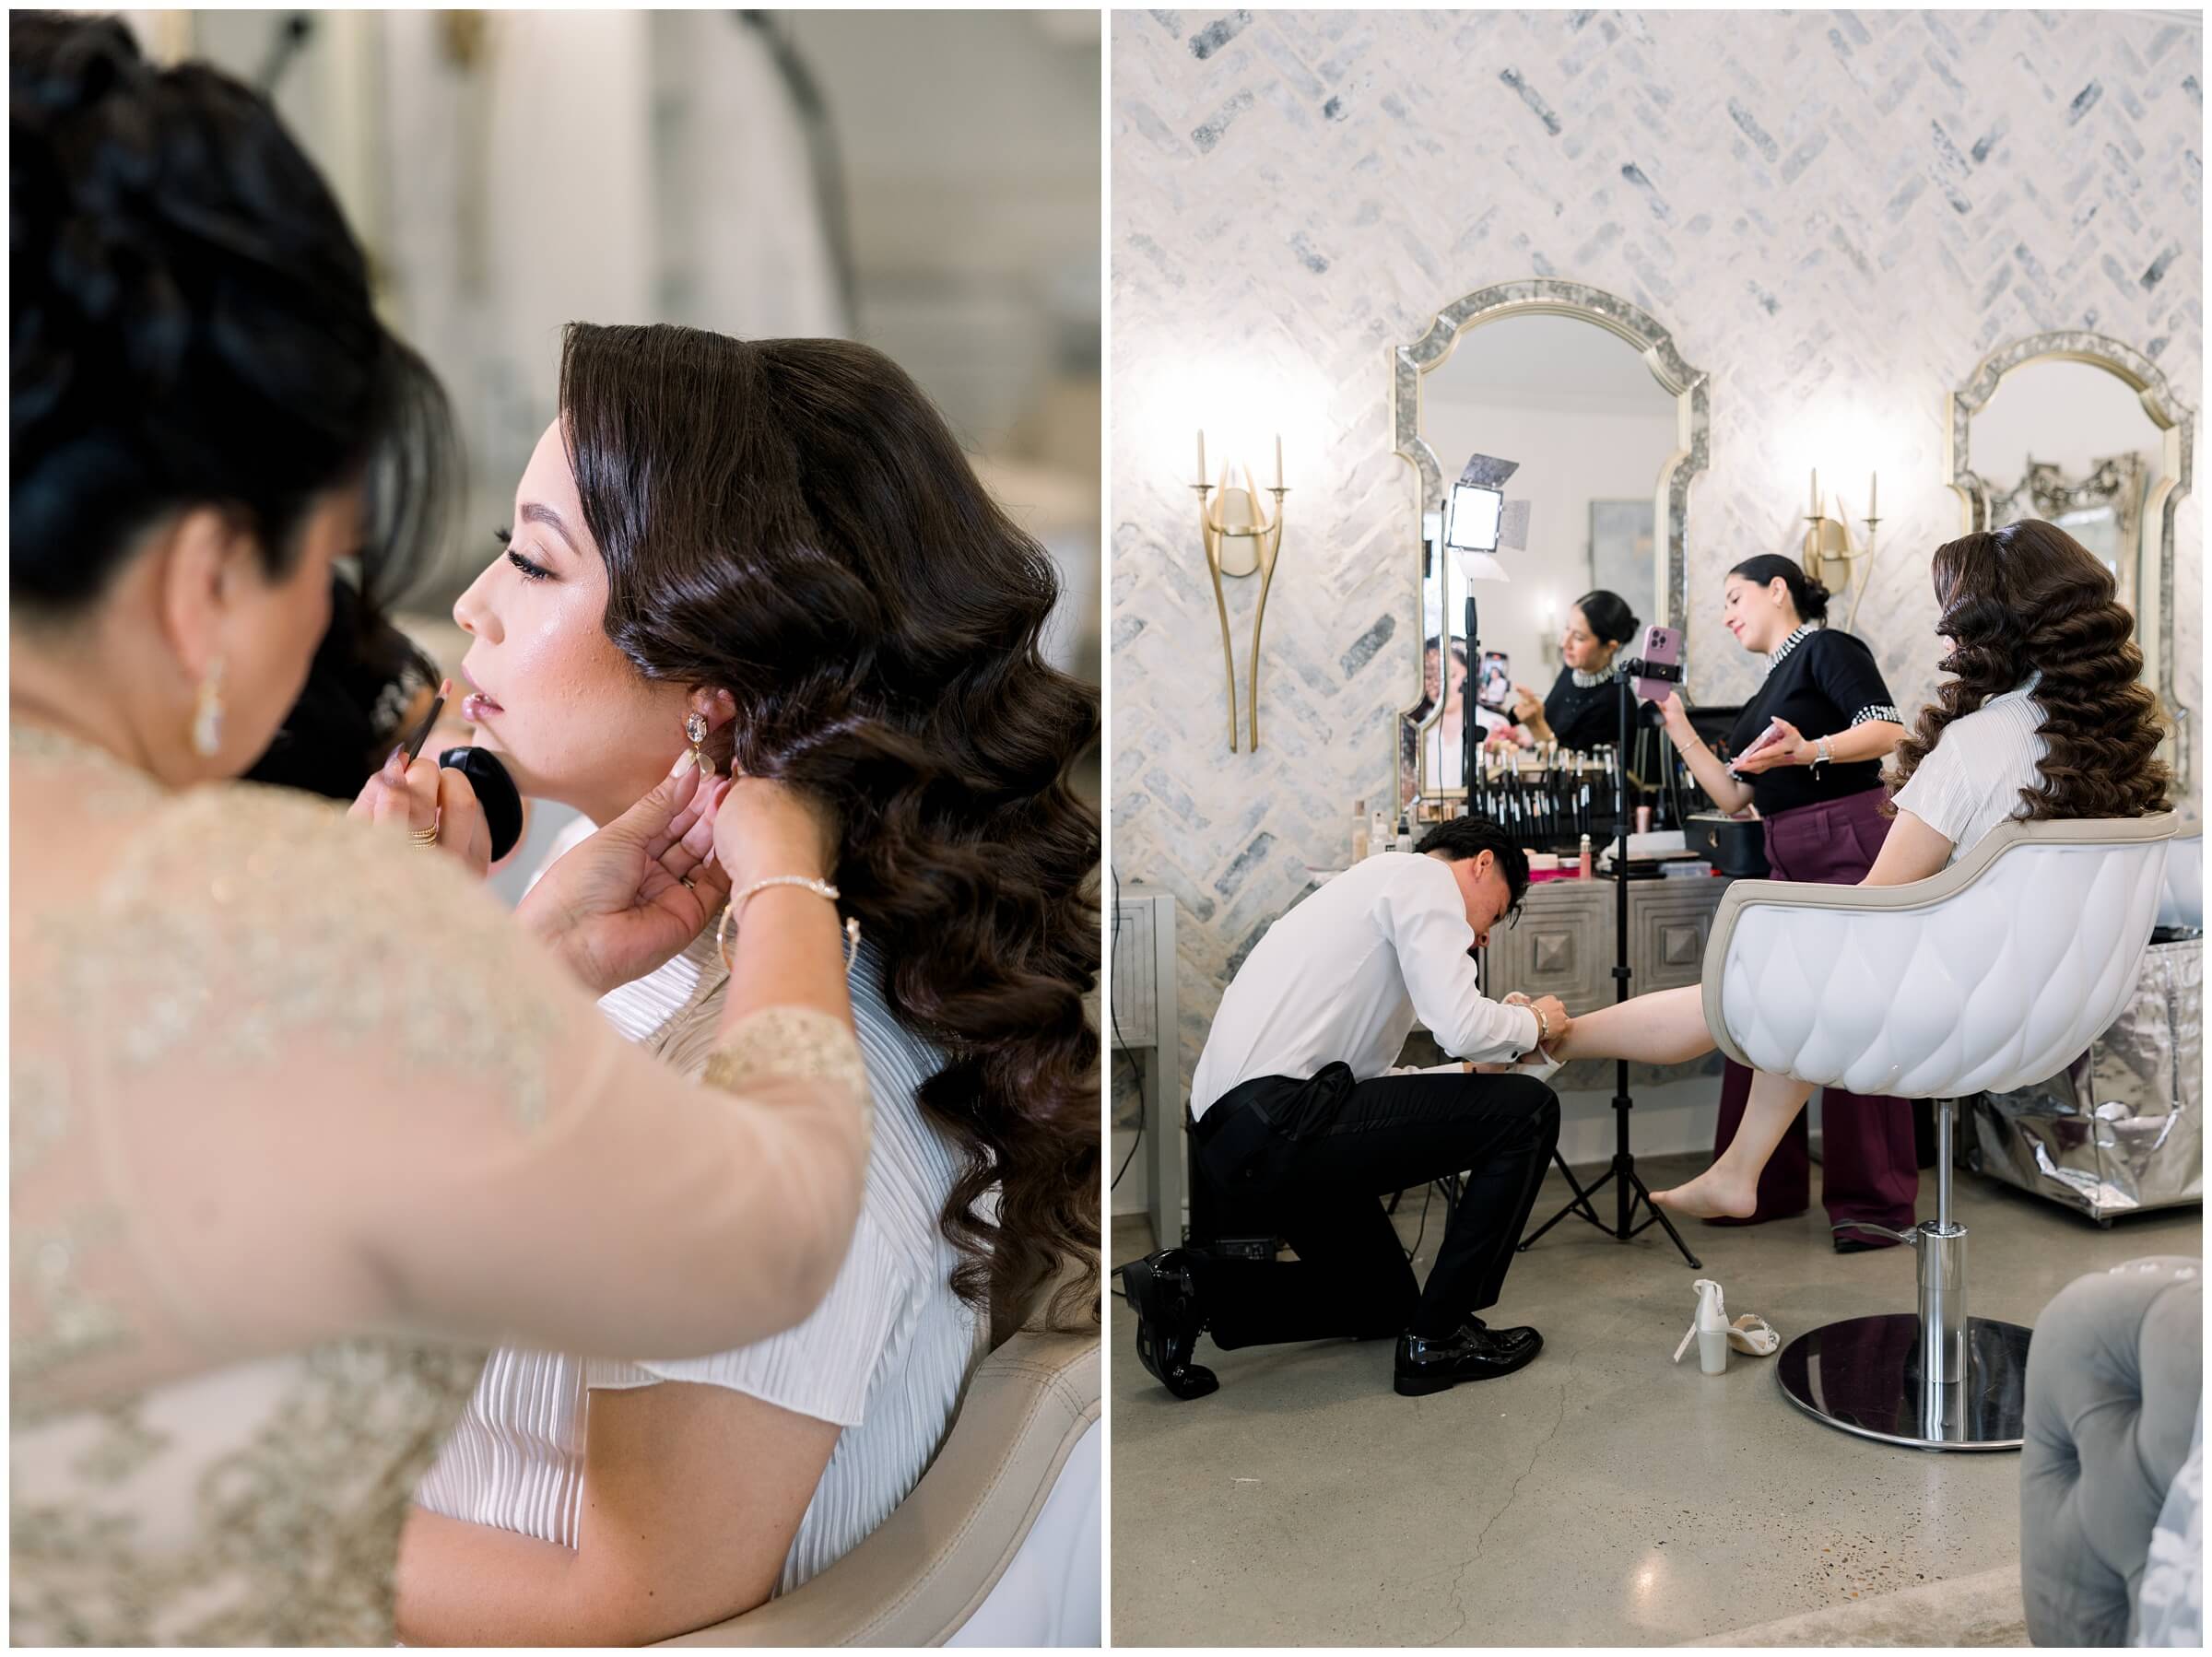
top-left (1120, 817), bottom-right (1569, 1401)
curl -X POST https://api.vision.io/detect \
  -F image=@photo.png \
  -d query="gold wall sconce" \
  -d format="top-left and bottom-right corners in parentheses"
top-left (1802, 467), bottom-right (1882, 629)
top-left (1194, 429), bottom-right (1288, 752)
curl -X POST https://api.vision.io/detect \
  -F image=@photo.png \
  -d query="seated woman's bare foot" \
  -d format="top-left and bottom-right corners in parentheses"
top-left (1650, 1166), bottom-right (1759, 1220)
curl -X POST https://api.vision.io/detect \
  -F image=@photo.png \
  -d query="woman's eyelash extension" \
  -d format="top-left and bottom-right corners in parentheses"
top-left (494, 526), bottom-right (552, 582)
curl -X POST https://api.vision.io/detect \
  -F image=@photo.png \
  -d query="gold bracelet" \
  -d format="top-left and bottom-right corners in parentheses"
top-left (716, 876), bottom-right (862, 974)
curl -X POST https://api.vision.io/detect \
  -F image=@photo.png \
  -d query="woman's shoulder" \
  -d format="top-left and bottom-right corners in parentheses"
top-left (1803, 626), bottom-right (1879, 666)
top-left (1939, 687), bottom-right (2047, 743)
top-left (1907, 689), bottom-right (2046, 792)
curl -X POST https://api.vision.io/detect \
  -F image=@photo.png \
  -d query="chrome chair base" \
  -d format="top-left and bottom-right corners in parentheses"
top-left (1776, 1312), bottom-right (2034, 1451)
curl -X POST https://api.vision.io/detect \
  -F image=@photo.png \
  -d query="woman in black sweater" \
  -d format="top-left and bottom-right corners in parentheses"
top-left (1511, 589), bottom-right (1641, 752)
top-left (1657, 555), bottom-right (1914, 1248)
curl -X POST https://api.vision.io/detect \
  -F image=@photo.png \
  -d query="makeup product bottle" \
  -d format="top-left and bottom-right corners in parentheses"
top-left (1351, 798), bottom-right (1371, 864)
top-left (1579, 833), bottom-right (1594, 879)
top-left (1394, 815), bottom-right (1413, 854)
top-left (1371, 805), bottom-right (1391, 858)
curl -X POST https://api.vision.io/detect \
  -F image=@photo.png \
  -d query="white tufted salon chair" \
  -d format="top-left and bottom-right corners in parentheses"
top-left (1701, 813), bottom-right (2179, 1451)
top-left (659, 1328), bottom-right (1100, 1647)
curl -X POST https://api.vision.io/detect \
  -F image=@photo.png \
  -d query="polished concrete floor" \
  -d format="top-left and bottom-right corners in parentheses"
top-left (1108, 1156), bottom-right (2200, 1647)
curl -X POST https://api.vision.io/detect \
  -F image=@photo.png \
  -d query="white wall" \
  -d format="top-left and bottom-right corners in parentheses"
top-left (1110, 8), bottom-right (2203, 1109)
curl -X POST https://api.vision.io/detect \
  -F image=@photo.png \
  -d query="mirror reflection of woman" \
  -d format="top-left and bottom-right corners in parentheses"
top-left (1652, 555), bottom-right (1912, 1244)
top-left (1511, 589), bottom-right (1641, 752)
top-left (393, 324), bottom-right (1102, 1645)
top-left (10, 20), bottom-right (869, 1642)
top-left (1424, 639), bottom-right (1471, 788)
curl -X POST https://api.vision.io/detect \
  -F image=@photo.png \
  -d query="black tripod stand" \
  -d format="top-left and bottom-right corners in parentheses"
top-left (1517, 661), bottom-right (1700, 1268)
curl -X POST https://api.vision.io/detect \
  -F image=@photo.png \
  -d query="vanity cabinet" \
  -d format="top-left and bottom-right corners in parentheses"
top-left (1475, 874), bottom-right (1729, 1087)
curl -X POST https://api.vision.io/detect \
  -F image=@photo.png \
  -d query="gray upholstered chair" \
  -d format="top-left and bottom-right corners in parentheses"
top-left (659, 1329), bottom-right (1100, 1646)
top-left (2021, 1257), bottom-right (2202, 1644)
top-left (1702, 812), bottom-right (2179, 1451)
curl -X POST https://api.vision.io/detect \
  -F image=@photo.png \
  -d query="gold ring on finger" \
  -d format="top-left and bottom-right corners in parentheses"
top-left (408, 824), bottom-right (441, 846)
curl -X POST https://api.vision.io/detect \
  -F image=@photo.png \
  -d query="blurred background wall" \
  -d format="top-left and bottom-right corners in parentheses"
top-left (120, 8), bottom-right (1100, 887)
top-left (122, 7), bottom-right (1100, 684)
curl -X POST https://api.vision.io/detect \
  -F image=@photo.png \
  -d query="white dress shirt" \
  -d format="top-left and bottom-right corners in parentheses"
top-left (1890, 676), bottom-right (2048, 864)
top-left (1189, 852), bottom-right (1541, 1118)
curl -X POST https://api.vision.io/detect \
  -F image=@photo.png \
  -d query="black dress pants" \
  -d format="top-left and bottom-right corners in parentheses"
top-left (1186, 1064), bottom-right (1560, 1345)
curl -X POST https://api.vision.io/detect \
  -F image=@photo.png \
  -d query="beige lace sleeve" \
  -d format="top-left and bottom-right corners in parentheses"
top-left (704, 1005), bottom-right (873, 1135)
top-left (15, 781), bottom-right (871, 1405)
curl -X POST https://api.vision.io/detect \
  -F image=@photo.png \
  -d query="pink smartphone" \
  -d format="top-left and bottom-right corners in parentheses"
top-left (1630, 623), bottom-right (1681, 703)
top-left (1731, 718), bottom-right (1787, 773)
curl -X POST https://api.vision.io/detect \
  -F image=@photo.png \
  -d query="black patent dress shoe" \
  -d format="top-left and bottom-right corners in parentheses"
top-left (1393, 1321), bottom-right (1542, 1395)
top-left (1119, 1249), bottom-right (1219, 1400)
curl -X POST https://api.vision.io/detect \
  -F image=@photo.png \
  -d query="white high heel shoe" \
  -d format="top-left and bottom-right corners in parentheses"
top-left (1671, 1278), bottom-right (1780, 1369)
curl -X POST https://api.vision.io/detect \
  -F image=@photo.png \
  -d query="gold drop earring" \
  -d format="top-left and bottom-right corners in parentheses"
top-left (686, 711), bottom-right (713, 775)
top-left (191, 655), bottom-right (226, 758)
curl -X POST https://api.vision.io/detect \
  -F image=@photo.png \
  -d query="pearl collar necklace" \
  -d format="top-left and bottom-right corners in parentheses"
top-left (1766, 623), bottom-right (1817, 666)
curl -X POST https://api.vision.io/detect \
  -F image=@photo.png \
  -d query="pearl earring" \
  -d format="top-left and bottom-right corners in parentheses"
top-left (191, 656), bottom-right (226, 758)
top-left (686, 711), bottom-right (712, 776)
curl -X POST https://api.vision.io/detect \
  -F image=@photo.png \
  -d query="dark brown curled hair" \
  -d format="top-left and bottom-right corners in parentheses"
top-left (559, 323), bottom-right (1100, 1338)
top-left (1888, 519), bottom-right (2171, 821)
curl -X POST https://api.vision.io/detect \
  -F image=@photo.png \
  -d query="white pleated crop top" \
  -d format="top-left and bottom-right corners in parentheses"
top-left (414, 820), bottom-right (987, 1597)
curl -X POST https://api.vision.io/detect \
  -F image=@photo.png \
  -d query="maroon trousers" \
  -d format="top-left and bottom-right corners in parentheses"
top-left (1711, 787), bottom-right (1919, 1236)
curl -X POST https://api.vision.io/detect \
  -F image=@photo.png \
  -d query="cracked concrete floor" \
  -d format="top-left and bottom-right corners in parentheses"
top-left (1108, 1153), bottom-right (2200, 1647)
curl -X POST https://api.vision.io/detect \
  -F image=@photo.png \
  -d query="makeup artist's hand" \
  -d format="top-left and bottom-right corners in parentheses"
top-left (712, 770), bottom-right (840, 890)
top-left (1657, 691), bottom-right (1696, 745)
top-left (518, 755), bottom-right (735, 997)
top-left (349, 747), bottom-right (493, 879)
top-left (1511, 684), bottom-right (1544, 723)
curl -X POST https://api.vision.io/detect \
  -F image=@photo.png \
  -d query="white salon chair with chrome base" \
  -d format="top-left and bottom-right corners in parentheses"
top-left (1701, 812), bottom-right (2179, 1451)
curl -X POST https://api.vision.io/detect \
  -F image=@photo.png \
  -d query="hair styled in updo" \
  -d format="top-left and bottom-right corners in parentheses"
top-left (1726, 553), bottom-right (1830, 623)
top-left (11, 14), bottom-right (452, 617)
top-left (1571, 589), bottom-right (1640, 647)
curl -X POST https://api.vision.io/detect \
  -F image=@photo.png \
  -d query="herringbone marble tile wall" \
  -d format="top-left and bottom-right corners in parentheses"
top-left (1110, 7), bottom-right (2203, 1108)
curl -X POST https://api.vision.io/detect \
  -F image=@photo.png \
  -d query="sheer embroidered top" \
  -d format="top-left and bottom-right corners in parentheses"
top-left (8, 726), bottom-right (870, 1644)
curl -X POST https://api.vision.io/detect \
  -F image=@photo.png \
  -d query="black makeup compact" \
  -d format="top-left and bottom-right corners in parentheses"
top-left (438, 746), bottom-right (525, 864)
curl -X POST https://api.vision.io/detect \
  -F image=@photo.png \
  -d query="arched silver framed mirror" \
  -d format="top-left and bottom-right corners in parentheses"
top-left (1390, 279), bottom-right (1708, 809)
top-left (1949, 331), bottom-right (2195, 794)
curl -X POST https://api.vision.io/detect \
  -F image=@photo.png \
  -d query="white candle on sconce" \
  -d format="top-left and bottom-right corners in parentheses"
top-left (1275, 433), bottom-right (1284, 490)
top-left (1869, 471), bottom-right (1878, 518)
top-left (1810, 468), bottom-right (1819, 519)
top-left (1196, 429), bottom-right (1206, 488)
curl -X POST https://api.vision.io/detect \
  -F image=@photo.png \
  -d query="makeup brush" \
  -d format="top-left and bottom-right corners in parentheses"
top-left (398, 678), bottom-right (451, 765)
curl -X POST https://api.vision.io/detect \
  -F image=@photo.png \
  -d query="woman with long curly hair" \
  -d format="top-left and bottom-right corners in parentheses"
top-left (1494, 520), bottom-right (2171, 1223)
top-left (393, 323), bottom-right (1100, 1644)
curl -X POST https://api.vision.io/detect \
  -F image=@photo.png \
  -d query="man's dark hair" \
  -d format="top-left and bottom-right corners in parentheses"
top-left (1414, 815), bottom-right (1529, 922)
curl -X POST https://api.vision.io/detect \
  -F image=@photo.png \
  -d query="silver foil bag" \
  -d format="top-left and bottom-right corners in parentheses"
top-left (1965, 937), bottom-right (2202, 1220)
